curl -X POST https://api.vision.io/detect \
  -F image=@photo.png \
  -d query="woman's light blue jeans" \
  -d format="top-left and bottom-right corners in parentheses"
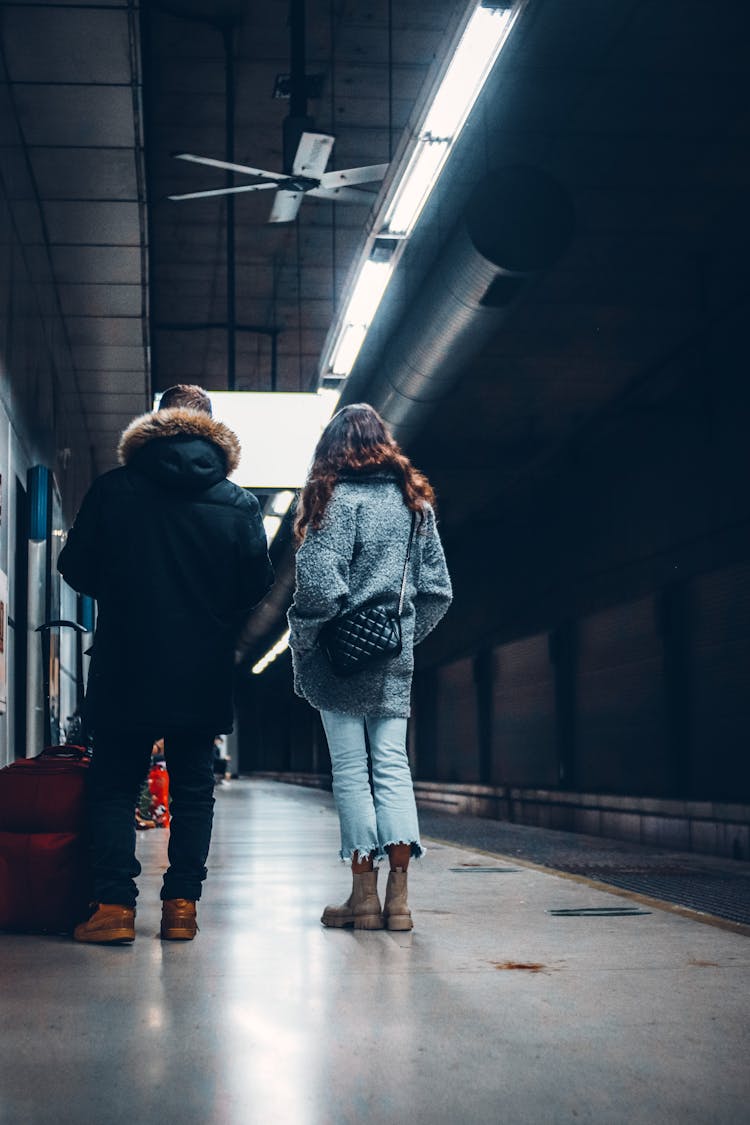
top-left (320, 711), bottom-right (425, 864)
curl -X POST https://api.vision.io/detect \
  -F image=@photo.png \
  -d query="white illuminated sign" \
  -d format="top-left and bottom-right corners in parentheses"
top-left (153, 390), bottom-right (338, 490)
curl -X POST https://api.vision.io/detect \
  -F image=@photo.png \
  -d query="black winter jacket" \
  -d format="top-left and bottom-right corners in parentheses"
top-left (58, 407), bottom-right (274, 733)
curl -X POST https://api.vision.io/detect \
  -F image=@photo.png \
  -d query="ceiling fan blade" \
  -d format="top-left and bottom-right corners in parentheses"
top-left (308, 185), bottom-right (377, 204)
top-left (319, 163), bottom-right (389, 188)
top-left (292, 132), bottom-right (335, 179)
top-left (168, 182), bottom-right (279, 201)
top-left (173, 152), bottom-right (287, 181)
top-left (269, 190), bottom-right (304, 223)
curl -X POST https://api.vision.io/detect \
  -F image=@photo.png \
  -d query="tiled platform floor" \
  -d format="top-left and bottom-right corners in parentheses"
top-left (1, 780), bottom-right (749, 1124)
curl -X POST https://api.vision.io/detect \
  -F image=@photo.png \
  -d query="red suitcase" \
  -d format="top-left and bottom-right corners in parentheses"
top-left (0, 745), bottom-right (91, 933)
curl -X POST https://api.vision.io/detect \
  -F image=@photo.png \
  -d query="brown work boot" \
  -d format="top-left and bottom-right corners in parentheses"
top-left (74, 903), bottom-right (136, 944)
top-left (384, 868), bottom-right (413, 931)
top-left (161, 898), bottom-right (198, 941)
top-left (321, 870), bottom-right (384, 930)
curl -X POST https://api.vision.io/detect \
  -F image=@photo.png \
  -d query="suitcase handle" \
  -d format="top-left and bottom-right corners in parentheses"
top-left (38, 745), bottom-right (90, 761)
top-left (35, 620), bottom-right (88, 635)
top-left (36, 621), bottom-right (90, 743)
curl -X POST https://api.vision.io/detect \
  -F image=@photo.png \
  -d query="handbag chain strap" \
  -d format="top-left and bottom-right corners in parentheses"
top-left (397, 511), bottom-right (418, 617)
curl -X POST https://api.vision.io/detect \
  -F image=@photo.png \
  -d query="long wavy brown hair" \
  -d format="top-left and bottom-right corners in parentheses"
top-left (294, 403), bottom-right (436, 544)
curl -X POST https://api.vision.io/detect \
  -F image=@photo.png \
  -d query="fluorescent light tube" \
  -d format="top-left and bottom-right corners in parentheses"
top-left (345, 259), bottom-right (393, 325)
top-left (384, 6), bottom-right (514, 238)
top-left (269, 490), bottom-right (295, 516)
top-left (331, 323), bottom-right (368, 377)
top-left (323, 1), bottom-right (522, 376)
top-left (329, 260), bottom-right (393, 376)
top-left (423, 7), bottom-right (513, 140)
top-left (383, 139), bottom-right (449, 238)
top-left (252, 629), bottom-right (290, 675)
top-left (263, 514), bottom-right (282, 544)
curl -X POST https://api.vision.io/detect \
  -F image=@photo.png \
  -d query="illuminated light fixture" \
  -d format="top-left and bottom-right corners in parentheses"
top-left (423, 6), bottom-right (514, 139)
top-left (330, 259), bottom-right (393, 377)
top-left (323, 2), bottom-right (520, 379)
top-left (151, 389), bottom-right (341, 486)
top-left (317, 386), bottom-right (342, 414)
top-left (331, 323), bottom-right (368, 378)
top-left (152, 391), bottom-right (335, 489)
top-left (382, 141), bottom-right (447, 241)
top-left (263, 488), bottom-right (296, 544)
top-left (263, 514), bottom-right (282, 544)
top-left (269, 489), bottom-right (295, 516)
top-left (383, 4), bottom-right (515, 238)
top-left (252, 629), bottom-right (290, 675)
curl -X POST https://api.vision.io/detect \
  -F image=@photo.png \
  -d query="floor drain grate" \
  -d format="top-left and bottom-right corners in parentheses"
top-left (420, 809), bottom-right (750, 925)
top-left (548, 906), bottom-right (651, 917)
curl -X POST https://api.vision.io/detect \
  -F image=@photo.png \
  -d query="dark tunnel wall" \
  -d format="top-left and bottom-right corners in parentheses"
top-left (237, 655), bottom-right (328, 778)
top-left (410, 301), bottom-right (750, 802)
top-left (240, 300), bottom-right (750, 807)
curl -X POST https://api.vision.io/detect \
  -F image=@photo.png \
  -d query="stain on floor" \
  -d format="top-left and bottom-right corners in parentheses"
top-left (491, 960), bottom-right (548, 973)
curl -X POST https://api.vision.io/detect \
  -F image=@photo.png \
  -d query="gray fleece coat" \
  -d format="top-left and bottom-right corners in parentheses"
top-left (287, 472), bottom-right (452, 717)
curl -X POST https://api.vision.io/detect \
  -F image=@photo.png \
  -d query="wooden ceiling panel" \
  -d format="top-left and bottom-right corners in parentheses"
top-left (144, 0), bottom-right (460, 394)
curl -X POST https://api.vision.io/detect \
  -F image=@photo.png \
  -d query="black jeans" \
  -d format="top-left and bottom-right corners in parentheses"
top-left (87, 727), bottom-right (216, 908)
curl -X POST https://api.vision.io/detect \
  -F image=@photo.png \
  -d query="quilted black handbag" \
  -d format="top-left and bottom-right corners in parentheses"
top-left (318, 512), bottom-right (416, 677)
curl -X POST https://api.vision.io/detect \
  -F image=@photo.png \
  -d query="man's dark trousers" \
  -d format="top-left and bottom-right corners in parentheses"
top-left (87, 728), bottom-right (216, 908)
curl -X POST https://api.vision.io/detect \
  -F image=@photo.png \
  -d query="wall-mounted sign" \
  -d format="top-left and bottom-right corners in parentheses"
top-left (153, 390), bottom-right (339, 490)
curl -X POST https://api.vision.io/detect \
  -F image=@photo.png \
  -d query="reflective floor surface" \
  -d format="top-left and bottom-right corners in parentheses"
top-left (1, 780), bottom-right (749, 1124)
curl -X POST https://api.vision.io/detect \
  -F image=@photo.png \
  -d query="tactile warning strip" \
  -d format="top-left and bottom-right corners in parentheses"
top-left (419, 809), bottom-right (750, 927)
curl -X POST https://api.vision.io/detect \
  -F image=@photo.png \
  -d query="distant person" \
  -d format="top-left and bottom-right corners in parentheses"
top-left (288, 403), bottom-right (452, 931)
top-left (212, 735), bottom-right (229, 784)
top-left (59, 384), bottom-right (273, 944)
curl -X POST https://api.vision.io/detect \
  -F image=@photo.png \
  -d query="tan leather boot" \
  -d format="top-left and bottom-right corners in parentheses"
top-left (321, 870), bottom-right (384, 930)
top-left (74, 903), bottom-right (135, 944)
top-left (161, 898), bottom-right (198, 940)
top-left (384, 868), bottom-right (413, 931)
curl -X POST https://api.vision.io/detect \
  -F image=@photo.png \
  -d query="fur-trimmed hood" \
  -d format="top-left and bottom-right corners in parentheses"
top-left (118, 408), bottom-right (241, 475)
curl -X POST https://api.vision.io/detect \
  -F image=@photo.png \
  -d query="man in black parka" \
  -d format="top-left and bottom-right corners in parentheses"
top-left (58, 384), bottom-right (273, 943)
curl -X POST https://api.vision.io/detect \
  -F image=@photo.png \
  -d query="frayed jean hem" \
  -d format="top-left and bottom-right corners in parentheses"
top-left (339, 840), bottom-right (426, 865)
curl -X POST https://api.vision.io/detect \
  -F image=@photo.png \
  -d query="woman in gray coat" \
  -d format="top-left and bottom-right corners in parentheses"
top-left (288, 404), bottom-right (452, 931)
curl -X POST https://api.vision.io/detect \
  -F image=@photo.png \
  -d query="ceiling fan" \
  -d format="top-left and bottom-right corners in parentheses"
top-left (169, 131), bottom-right (389, 223)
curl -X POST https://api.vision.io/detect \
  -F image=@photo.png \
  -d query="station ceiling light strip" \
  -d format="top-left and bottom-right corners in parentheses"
top-left (263, 489), bottom-right (296, 546)
top-left (252, 629), bottom-right (291, 675)
top-left (326, 1), bottom-right (521, 380)
top-left (253, 3), bottom-right (521, 676)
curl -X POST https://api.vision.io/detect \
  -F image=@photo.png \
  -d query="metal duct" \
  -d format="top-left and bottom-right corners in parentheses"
top-left (238, 166), bottom-right (574, 658)
top-left (341, 165), bottom-right (575, 442)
